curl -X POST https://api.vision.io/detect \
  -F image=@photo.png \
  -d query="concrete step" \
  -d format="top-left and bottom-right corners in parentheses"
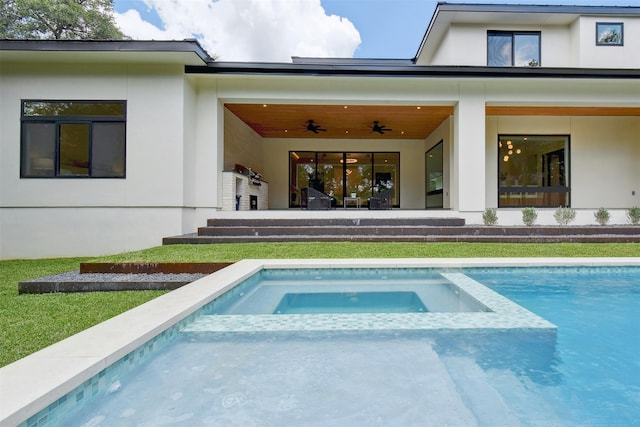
top-left (196, 225), bottom-right (640, 238)
top-left (163, 231), bottom-right (640, 244)
top-left (206, 217), bottom-right (466, 227)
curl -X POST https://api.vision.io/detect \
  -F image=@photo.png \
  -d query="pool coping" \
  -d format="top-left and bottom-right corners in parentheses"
top-left (2, 257), bottom-right (640, 426)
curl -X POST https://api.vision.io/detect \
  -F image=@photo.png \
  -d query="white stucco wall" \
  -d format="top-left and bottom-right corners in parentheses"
top-left (486, 115), bottom-right (640, 210)
top-left (224, 108), bottom-right (264, 175)
top-left (425, 23), bottom-right (572, 67)
top-left (422, 17), bottom-right (639, 68)
top-left (576, 16), bottom-right (640, 69)
top-left (0, 62), bottom-right (190, 258)
top-left (454, 83), bottom-right (486, 212)
top-left (571, 116), bottom-right (640, 208)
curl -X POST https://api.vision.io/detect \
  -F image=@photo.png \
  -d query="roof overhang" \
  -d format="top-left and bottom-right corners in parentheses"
top-left (0, 39), bottom-right (211, 66)
top-left (187, 62), bottom-right (640, 79)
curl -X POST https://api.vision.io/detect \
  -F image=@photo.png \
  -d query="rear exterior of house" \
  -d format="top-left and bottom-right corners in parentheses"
top-left (1, 3), bottom-right (638, 258)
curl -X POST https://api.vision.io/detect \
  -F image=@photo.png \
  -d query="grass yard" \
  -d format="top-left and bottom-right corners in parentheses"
top-left (91, 242), bottom-right (640, 262)
top-left (2, 242), bottom-right (639, 367)
top-left (0, 258), bottom-right (165, 367)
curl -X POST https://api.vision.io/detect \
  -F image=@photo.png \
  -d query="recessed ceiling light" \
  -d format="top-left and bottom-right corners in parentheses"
top-left (416, 106), bottom-right (421, 110)
top-left (262, 104), bottom-right (267, 107)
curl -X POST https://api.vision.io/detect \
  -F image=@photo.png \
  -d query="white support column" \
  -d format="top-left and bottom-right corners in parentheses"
top-left (453, 82), bottom-right (486, 213)
top-left (178, 81), bottom-right (223, 233)
top-left (193, 85), bottom-right (223, 210)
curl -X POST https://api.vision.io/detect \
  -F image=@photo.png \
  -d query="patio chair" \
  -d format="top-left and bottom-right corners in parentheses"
top-left (368, 189), bottom-right (392, 210)
top-left (302, 187), bottom-right (333, 210)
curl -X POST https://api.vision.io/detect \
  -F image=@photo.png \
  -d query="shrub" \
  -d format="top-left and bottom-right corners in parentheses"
top-left (553, 206), bottom-right (576, 226)
top-left (594, 208), bottom-right (610, 226)
top-left (521, 207), bottom-right (538, 226)
top-left (482, 208), bottom-right (498, 226)
top-left (627, 206), bottom-right (640, 225)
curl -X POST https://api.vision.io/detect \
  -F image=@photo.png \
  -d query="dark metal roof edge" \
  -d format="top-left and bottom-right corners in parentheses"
top-left (291, 56), bottom-right (415, 66)
top-left (414, 1), bottom-right (445, 62)
top-left (0, 39), bottom-right (212, 63)
top-left (434, 3), bottom-right (640, 15)
top-left (185, 63), bottom-right (640, 79)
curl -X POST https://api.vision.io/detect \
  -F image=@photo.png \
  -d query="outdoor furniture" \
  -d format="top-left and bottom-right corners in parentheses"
top-left (368, 189), bottom-right (392, 210)
top-left (343, 196), bottom-right (361, 208)
top-left (302, 187), bottom-right (333, 210)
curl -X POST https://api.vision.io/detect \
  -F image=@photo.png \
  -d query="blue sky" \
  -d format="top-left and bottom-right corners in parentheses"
top-left (113, 0), bottom-right (640, 61)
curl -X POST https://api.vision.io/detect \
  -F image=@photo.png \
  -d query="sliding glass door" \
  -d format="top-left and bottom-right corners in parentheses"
top-left (289, 151), bottom-right (399, 208)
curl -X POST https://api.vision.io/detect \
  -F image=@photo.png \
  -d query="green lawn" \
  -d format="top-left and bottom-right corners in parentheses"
top-left (90, 242), bottom-right (640, 262)
top-left (2, 242), bottom-right (639, 367)
top-left (0, 258), bottom-right (165, 367)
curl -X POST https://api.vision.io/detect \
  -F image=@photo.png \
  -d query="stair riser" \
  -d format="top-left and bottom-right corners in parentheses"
top-left (206, 218), bottom-right (466, 227)
top-left (197, 226), bottom-right (640, 237)
top-left (164, 235), bottom-right (640, 244)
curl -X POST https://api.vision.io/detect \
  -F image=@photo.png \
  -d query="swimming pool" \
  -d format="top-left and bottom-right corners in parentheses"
top-left (208, 268), bottom-right (491, 314)
top-left (4, 259), bottom-right (639, 426)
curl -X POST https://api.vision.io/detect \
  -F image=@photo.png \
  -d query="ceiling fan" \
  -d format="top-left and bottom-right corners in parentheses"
top-left (371, 121), bottom-right (392, 134)
top-left (306, 120), bottom-right (327, 134)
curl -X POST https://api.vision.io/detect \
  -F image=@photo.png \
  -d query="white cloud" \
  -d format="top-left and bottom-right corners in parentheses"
top-left (114, 0), bottom-right (361, 62)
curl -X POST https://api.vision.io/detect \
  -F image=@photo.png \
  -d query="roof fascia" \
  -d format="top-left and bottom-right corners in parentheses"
top-left (0, 39), bottom-right (212, 64)
top-left (186, 62), bottom-right (640, 79)
top-left (292, 57), bottom-right (414, 66)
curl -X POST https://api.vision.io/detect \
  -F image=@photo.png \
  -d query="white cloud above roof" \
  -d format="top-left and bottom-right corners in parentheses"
top-left (114, 0), bottom-right (361, 62)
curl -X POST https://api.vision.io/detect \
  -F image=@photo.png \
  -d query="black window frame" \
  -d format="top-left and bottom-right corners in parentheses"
top-left (596, 22), bottom-right (624, 46)
top-left (425, 140), bottom-right (444, 209)
top-left (288, 151), bottom-right (400, 208)
top-left (497, 134), bottom-right (571, 208)
top-left (487, 31), bottom-right (541, 67)
top-left (20, 100), bottom-right (127, 179)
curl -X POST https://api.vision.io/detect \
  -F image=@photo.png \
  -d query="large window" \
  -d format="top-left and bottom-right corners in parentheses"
top-left (488, 31), bottom-right (540, 67)
top-left (498, 135), bottom-right (570, 208)
top-left (289, 151), bottom-right (399, 208)
top-left (21, 101), bottom-right (126, 178)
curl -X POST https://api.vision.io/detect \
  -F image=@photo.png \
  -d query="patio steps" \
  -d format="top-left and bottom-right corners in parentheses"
top-left (162, 218), bottom-right (640, 244)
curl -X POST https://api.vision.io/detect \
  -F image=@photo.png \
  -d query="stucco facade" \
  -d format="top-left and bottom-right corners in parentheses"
top-left (1, 4), bottom-right (639, 258)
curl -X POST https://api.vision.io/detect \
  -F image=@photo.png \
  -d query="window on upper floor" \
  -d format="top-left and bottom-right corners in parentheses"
top-left (21, 101), bottom-right (126, 178)
top-left (487, 31), bottom-right (540, 67)
top-left (596, 22), bottom-right (623, 46)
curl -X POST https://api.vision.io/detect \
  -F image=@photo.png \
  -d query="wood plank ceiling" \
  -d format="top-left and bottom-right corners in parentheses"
top-left (486, 106), bottom-right (640, 116)
top-left (225, 104), bottom-right (454, 139)
top-left (224, 104), bottom-right (639, 140)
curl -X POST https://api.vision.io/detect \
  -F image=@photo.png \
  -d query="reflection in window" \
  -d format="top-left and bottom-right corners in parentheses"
top-left (498, 135), bottom-right (570, 207)
top-left (289, 151), bottom-right (399, 208)
top-left (426, 141), bottom-right (443, 208)
top-left (596, 22), bottom-right (623, 46)
top-left (488, 31), bottom-right (540, 67)
top-left (373, 153), bottom-right (399, 207)
top-left (21, 101), bottom-right (126, 178)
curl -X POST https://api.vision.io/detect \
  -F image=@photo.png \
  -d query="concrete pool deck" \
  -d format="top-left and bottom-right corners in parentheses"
top-left (2, 257), bottom-right (640, 426)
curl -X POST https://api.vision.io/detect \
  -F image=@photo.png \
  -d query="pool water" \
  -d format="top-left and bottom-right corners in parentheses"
top-left (49, 267), bottom-right (639, 426)
top-left (210, 268), bottom-right (491, 314)
top-left (466, 267), bottom-right (640, 426)
top-left (273, 291), bottom-right (429, 313)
